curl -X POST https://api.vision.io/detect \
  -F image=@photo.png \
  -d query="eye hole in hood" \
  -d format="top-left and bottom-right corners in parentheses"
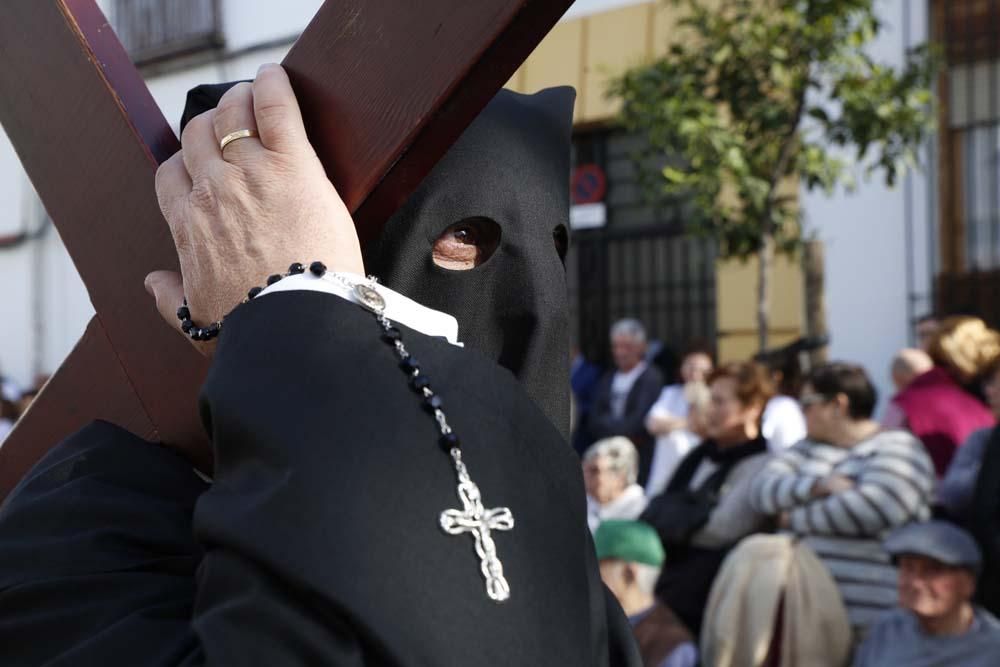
top-left (432, 217), bottom-right (502, 271)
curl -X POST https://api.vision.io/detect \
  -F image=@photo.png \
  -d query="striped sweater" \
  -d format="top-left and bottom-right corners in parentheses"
top-left (750, 430), bottom-right (935, 631)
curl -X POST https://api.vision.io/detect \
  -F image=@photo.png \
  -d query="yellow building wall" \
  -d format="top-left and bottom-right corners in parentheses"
top-left (510, 1), bottom-right (804, 353)
top-left (716, 255), bottom-right (805, 361)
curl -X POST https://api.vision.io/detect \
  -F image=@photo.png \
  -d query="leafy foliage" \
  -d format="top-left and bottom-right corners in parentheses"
top-left (608, 0), bottom-right (939, 260)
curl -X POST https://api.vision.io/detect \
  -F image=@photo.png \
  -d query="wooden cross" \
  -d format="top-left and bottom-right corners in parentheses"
top-left (440, 478), bottom-right (515, 602)
top-left (0, 0), bottom-right (573, 499)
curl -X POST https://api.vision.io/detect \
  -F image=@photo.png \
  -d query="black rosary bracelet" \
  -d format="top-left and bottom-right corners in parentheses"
top-left (177, 261), bottom-right (329, 341)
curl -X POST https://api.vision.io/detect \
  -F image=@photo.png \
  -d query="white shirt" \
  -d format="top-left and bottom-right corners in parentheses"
top-left (648, 384), bottom-right (689, 420)
top-left (762, 395), bottom-right (807, 452)
top-left (645, 429), bottom-right (701, 498)
top-left (260, 272), bottom-right (461, 345)
top-left (609, 362), bottom-right (648, 419)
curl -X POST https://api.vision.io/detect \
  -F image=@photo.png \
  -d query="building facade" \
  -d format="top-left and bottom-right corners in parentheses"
top-left (0, 0), bottom-right (963, 414)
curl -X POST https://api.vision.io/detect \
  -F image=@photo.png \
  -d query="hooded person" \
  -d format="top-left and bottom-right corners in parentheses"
top-left (0, 71), bottom-right (639, 667)
top-left (181, 83), bottom-right (572, 439)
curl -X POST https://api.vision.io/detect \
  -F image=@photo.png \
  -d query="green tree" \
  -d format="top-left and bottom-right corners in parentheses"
top-left (608, 0), bottom-right (938, 350)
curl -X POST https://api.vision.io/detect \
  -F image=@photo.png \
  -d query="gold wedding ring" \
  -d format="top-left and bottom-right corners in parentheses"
top-left (219, 128), bottom-right (259, 152)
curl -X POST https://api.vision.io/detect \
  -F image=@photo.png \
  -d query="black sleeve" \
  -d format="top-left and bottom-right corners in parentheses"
top-left (186, 293), bottom-right (412, 665)
top-left (0, 421), bottom-right (207, 667)
top-left (191, 291), bottom-right (642, 665)
top-left (0, 290), bottom-right (640, 666)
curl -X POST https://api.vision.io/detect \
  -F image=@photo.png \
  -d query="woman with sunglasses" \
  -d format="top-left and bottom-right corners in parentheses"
top-left (749, 362), bottom-right (936, 639)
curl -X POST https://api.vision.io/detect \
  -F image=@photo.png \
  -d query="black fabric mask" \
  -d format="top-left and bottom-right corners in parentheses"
top-left (180, 85), bottom-right (574, 439)
top-left (364, 88), bottom-right (575, 440)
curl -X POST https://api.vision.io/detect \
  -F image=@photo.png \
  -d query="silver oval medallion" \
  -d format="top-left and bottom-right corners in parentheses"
top-left (354, 284), bottom-right (386, 313)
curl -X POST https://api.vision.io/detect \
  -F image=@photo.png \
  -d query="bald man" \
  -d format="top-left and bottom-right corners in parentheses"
top-left (892, 348), bottom-right (934, 393)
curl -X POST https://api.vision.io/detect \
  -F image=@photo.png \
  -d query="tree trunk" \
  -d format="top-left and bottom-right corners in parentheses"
top-left (803, 239), bottom-right (828, 366)
top-left (757, 232), bottom-right (774, 352)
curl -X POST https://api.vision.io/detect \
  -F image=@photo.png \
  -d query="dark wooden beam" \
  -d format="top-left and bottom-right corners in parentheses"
top-left (0, 317), bottom-right (165, 497)
top-left (0, 0), bottom-right (572, 498)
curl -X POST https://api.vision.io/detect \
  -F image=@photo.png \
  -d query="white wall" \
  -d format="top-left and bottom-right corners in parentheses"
top-left (0, 0), bottom-right (303, 390)
top-left (564, 0), bottom-right (646, 20)
top-left (802, 0), bottom-right (934, 413)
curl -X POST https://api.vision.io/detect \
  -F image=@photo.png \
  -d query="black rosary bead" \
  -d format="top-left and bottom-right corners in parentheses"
top-left (439, 432), bottom-right (460, 452)
top-left (411, 374), bottom-right (431, 391)
top-left (266, 274), bottom-right (283, 286)
top-left (180, 319), bottom-right (194, 334)
top-left (288, 262), bottom-right (306, 275)
top-left (400, 357), bottom-right (420, 374)
top-left (176, 305), bottom-right (190, 322)
top-left (382, 327), bottom-right (402, 343)
top-left (309, 261), bottom-right (327, 277)
top-left (247, 286), bottom-right (264, 300)
top-left (424, 394), bottom-right (444, 411)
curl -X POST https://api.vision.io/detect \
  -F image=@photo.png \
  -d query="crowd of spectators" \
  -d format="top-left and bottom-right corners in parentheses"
top-left (574, 314), bottom-right (1000, 666)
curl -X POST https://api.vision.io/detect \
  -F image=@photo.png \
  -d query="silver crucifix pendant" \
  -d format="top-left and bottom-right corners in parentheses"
top-left (439, 448), bottom-right (514, 603)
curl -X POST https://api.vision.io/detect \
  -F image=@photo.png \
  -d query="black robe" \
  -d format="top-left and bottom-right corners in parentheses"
top-left (0, 291), bottom-right (640, 666)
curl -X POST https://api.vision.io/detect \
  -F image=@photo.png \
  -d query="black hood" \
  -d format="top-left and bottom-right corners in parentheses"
top-left (181, 85), bottom-right (574, 439)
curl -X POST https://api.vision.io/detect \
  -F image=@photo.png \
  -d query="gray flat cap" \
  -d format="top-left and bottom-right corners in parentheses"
top-left (884, 520), bottom-right (982, 573)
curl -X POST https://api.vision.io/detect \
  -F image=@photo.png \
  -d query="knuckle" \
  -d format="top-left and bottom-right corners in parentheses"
top-left (154, 160), bottom-right (170, 191)
top-left (218, 82), bottom-right (253, 109)
top-left (213, 100), bottom-right (249, 137)
top-left (181, 111), bottom-right (213, 146)
top-left (189, 180), bottom-right (220, 212)
top-left (253, 101), bottom-right (289, 128)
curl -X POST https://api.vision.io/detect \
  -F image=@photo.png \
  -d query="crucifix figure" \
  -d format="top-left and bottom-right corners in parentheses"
top-left (440, 449), bottom-right (515, 602)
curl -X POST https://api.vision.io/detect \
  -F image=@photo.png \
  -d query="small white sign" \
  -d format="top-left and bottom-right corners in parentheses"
top-left (570, 203), bottom-right (607, 230)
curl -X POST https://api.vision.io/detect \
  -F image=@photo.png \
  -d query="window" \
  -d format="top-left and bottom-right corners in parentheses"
top-left (113, 0), bottom-right (223, 66)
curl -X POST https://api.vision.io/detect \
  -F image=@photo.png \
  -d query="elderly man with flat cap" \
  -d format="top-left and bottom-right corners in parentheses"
top-left (854, 520), bottom-right (1000, 666)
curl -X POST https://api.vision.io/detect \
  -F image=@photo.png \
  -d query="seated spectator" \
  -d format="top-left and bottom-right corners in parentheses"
top-left (891, 348), bottom-right (933, 393)
top-left (751, 363), bottom-right (935, 634)
top-left (595, 520), bottom-right (697, 667)
top-left (644, 381), bottom-right (710, 499)
top-left (570, 345), bottom-right (605, 456)
top-left (854, 521), bottom-right (1000, 666)
top-left (761, 391), bottom-right (806, 453)
top-left (584, 437), bottom-right (648, 533)
top-left (582, 319), bottom-right (665, 484)
top-left (755, 340), bottom-right (811, 452)
top-left (646, 345), bottom-right (714, 434)
top-left (884, 316), bottom-right (998, 475)
top-left (641, 361), bottom-right (773, 637)
top-left (939, 357), bottom-right (1000, 523)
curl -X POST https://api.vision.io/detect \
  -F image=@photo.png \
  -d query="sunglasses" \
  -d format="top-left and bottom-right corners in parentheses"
top-left (798, 393), bottom-right (830, 409)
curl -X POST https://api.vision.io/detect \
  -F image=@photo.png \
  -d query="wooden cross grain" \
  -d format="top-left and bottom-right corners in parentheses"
top-left (0, 0), bottom-right (574, 498)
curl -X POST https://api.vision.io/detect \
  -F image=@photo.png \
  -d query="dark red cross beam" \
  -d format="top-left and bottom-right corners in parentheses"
top-left (0, 0), bottom-right (573, 498)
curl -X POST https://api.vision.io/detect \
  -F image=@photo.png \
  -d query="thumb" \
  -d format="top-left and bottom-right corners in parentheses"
top-left (144, 270), bottom-right (185, 331)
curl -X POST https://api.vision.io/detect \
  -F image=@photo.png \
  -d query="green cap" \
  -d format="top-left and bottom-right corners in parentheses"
top-left (593, 519), bottom-right (665, 566)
